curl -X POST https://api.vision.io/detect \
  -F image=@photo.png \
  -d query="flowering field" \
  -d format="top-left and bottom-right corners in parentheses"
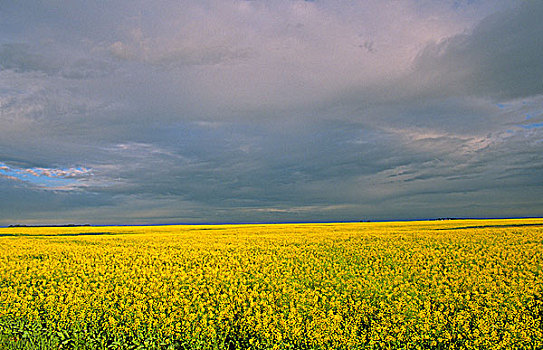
top-left (1, 219), bottom-right (542, 349)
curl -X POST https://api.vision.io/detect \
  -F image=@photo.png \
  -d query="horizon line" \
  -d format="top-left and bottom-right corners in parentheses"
top-left (2, 216), bottom-right (543, 228)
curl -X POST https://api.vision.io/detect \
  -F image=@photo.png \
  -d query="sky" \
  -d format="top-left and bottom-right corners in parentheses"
top-left (1, 0), bottom-right (542, 225)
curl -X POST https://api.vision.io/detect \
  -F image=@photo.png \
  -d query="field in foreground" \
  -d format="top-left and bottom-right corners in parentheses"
top-left (1, 219), bottom-right (542, 349)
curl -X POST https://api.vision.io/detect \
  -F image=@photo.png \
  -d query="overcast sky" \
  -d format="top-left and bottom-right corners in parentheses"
top-left (1, 0), bottom-right (542, 225)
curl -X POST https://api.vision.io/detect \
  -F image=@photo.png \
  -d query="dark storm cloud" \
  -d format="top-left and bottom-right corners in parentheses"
top-left (410, 1), bottom-right (543, 100)
top-left (0, 0), bottom-right (541, 225)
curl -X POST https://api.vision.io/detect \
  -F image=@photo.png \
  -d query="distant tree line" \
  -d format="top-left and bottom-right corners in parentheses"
top-left (8, 224), bottom-right (91, 228)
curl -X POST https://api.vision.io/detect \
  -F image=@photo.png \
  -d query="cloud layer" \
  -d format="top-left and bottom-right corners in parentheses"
top-left (0, 0), bottom-right (542, 224)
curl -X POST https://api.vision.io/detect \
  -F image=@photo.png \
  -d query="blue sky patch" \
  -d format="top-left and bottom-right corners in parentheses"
top-left (518, 122), bottom-right (543, 130)
top-left (0, 162), bottom-right (89, 189)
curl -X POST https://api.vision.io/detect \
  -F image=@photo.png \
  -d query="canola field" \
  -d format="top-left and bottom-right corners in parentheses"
top-left (1, 219), bottom-right (542, 349)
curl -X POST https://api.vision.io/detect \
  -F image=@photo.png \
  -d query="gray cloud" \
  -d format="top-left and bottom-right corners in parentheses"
top-left (0, 43), bottom-right (58, 74)
top-left (410, 1), bottom-right (543, 100)
top-left (0, 0), bottom-right (541, 225)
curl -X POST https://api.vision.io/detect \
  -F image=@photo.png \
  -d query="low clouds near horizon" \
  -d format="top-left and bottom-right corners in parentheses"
top-left (1, 0), bottom-right (542, 225)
